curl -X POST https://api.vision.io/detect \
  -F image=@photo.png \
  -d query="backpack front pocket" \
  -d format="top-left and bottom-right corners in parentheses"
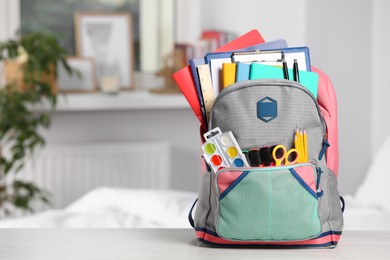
top-left (215, 164), bottom-right (321, 242)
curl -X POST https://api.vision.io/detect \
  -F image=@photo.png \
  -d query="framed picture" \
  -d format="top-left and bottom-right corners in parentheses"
top-left (75, 13), bottom-right (134, 90)
top-left (57, 57), bottom-right (97, 93)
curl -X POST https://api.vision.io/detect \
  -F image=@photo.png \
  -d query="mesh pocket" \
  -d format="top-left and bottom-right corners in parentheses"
top-left (216, 164), bottom-right (321, 241)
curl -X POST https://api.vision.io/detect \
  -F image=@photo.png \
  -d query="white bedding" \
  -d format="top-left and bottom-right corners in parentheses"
top-left (0, 188), bottom-right (197, 228)
top-left (342, 195), bottom-right (390, 230)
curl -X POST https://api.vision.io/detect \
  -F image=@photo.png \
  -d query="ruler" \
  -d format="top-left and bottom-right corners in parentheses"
top-left (197, 64), bottom-right (215, 122)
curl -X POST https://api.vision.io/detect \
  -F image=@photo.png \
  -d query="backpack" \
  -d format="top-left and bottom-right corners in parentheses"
top-left (188, 67), bottom-right (344, 248)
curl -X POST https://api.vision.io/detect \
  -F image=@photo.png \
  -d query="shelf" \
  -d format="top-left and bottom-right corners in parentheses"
top-left (34, 90), bottom-right (190, 112)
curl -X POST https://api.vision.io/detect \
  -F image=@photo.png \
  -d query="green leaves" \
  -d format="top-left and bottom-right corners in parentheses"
top-left (0, 32), bottom-right (75, 217)
top-left (11, 180), bottom-right (52, 212)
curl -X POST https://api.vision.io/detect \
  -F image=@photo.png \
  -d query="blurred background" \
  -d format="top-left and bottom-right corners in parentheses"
top-left (0, 0), bottom-right (389, 226)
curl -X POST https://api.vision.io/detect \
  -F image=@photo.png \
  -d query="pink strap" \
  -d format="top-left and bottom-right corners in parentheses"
top-left (312, 67), bottom-right (339, 177)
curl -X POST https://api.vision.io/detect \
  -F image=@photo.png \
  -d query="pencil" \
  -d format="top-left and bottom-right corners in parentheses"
top-left (299, 130), bottom-right (304, 163)
top-left (294, 134), bottom-right (299, 162)
top-left (295, 129), bottom-right (302, 163)
top-left (303, 129), bottom-right (308, 162)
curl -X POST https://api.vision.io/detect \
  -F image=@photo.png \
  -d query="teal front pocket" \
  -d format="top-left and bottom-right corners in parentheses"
top-left (216, 164), bottom-right (321, 241)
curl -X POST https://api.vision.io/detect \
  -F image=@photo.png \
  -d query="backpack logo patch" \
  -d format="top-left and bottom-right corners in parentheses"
top-left (257, 97), bottom-right (277, 122)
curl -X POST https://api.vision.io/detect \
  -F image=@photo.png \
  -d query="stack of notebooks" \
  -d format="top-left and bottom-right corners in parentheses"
top-left (173, 29), bottom-right (319, 131)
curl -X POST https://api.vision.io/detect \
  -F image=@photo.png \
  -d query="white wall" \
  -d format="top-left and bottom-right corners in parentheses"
top-left (201, 0), bottom-right (308, 46)
top-left (200, 0), bottom-right (380, 195)
top-left (175, 0), bottom-right (201, 43)
top-left (371, 0), bottom-right (390, 161)
top-left (306, 1), bottom-right (372, 195)
top-left (42, 109), bottom-right (201, 192)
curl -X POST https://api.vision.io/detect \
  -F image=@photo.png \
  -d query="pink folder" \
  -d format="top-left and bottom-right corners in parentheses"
top-left (173, 29), bottom-right (265, 130)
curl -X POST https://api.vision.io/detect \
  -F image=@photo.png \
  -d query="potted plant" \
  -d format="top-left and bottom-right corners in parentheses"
top-left (0, 32), bottom-right (75, 216)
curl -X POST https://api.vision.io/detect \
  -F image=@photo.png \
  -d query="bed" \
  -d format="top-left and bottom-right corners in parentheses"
top-left (1, 137), bottom-right (390, 230)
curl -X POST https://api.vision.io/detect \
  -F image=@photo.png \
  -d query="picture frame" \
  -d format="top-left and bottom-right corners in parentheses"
top-left (57, 57), bottom-right (97, 93)
top-left (75, 13), bottom-right (134, 90)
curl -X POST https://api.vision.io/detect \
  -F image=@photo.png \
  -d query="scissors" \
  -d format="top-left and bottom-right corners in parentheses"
top-left (272, 145), bottom-right (299, 166)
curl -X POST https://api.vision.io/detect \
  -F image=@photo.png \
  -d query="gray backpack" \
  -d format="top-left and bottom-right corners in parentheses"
top-left (189, 77), bottom-right (344, 248)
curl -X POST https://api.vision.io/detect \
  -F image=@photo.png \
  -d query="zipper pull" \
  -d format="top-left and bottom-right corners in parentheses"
top-left (316, 167), bottom-right (324, 197)
top-left (318, 135), bottom-right (330, 161)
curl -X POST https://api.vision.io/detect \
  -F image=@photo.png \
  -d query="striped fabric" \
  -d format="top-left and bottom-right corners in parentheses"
top-left (195, 228), bottom-right (341, 248)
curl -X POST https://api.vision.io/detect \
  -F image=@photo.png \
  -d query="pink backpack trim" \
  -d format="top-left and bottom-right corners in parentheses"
top-left (312, 67), bottom-right (339, 177)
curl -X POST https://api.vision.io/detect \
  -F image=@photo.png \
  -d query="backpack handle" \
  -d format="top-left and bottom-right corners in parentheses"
top-left (340, 196), bottom-right (345, 213)
top-left (188, 198), bottom-right (198, 229)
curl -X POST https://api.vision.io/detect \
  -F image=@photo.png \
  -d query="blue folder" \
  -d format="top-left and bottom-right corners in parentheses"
top-left (236, 63), bottom-right (251, 82)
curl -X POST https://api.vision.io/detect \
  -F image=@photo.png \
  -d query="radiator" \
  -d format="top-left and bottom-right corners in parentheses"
top-left (18, 142), bottom-right (171, 210)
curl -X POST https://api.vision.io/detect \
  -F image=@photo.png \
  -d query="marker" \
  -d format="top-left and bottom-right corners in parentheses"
top-left (293, 59), bottom-right (300, 83)
top-left (282, 61), bottom-right (289, 80)
top-left (248, 149), bottom-right (262, 167)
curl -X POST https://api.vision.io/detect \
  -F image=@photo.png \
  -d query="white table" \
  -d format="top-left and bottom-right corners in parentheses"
top-left (1, 229), bottom-right (389, 259)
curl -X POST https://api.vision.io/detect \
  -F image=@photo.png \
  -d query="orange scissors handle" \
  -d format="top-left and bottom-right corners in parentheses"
top-left (285, 148), bottom-right (299, 165)
top-left (272, 145), bottom-right (286, 166)
top-left (272, 145), bottom-right (299, 166)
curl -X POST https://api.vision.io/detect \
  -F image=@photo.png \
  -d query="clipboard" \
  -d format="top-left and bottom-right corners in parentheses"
top-left (203, 39), bottom-right (288, 99)
top-left (232, 50), bottom-right (284, 65)
top-left (204, 39), bottom-right (288, 64)
top-left (266, 46), bottom-right (312, 71)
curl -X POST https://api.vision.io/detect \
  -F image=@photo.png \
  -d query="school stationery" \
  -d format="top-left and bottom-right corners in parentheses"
top-left (189, 57), bottom-right (207, 121)
top-left (232, 50), bottom-right (284, 65)
top-left (295, 128), bottom-right (309, 163)
top-left (303, 129), bottom-right (308, 162)
top-left (244, 146), bottom-right (275, 167)
top-left (272, 144), bottom-right (299, 166)
top-left (172, 66), bottom-right (207, 130)
top-left (248, 149), bottom-right (262, 167)
top-left (293, 59), bottom-right (300, 82)
top-left (235, 63), bottom-right (251, 82)
top-left (203, 39), bottom-right (288, 65)
top-left (249, 63), bottom-right (319, 98)
top-left (268, 46), bottom-right (312, 71)
top-left (222, 63), bottom-right (237, 88)
top-left (259, 146), bottom-right (275, 166)
top-left (294, 131), bottom-right (301, 162)
top-left (209, 57), bottom-right (232, 95)
top-left (201, 127), bottom-right (249, 173)
top-left (203, 39), bottom-right (288, 97)
top-left (173, 29), bottom-right (266, 129)
top-left (197, 64), bottom-right (215, 122)
top-left (282, 61), bottom-right (289, 80)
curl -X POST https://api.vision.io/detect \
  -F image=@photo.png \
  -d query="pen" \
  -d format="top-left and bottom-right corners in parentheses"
top-left (282, 61), bottom-right (289, 80)
top-left (293, 59), bottom-right (300, 83)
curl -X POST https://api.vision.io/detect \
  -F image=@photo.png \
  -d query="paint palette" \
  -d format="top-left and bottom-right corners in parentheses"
top-left (201, 127), bottom-right (249, 173)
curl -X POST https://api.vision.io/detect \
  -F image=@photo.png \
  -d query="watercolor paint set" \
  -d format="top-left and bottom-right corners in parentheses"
top-left (201, 127), bottom-right (249, 173)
